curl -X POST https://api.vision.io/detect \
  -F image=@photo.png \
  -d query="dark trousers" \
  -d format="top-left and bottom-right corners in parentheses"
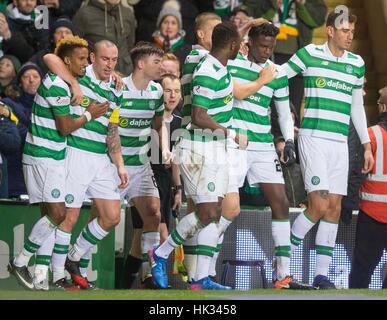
top-left (349, 210), bottom-right (387, 288)
top-left (274, 53), bottom-right (304, 127)
top-left (153, 168), bottom-right (172, 229)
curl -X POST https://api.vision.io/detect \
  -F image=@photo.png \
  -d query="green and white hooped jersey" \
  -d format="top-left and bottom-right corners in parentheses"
top-left (68, 65), bottom-right (122, 155)
top-left (283, 42), bottom-right (365, 142)
top-left (119, 75), bottom-right (164, 166)
top-left (228, 54), bottom-right (289, 151)
top-left (181, 45), bottom-right (208, 129)
top-left (190, 54), bottom-right (234, 141)
top-left (23, 72), bottom-right (71, 164)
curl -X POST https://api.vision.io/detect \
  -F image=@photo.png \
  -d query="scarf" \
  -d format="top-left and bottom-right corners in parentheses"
top-left (272, 0), bottom-right (299, 40)
top-left (153, 31), bottom-right (185, 52)
top-left (10, 6), bottom-right (36, 22)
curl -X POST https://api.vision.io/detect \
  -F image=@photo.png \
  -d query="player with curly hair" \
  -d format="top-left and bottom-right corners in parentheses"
top-left (8, 35), bottom-right (109, 291)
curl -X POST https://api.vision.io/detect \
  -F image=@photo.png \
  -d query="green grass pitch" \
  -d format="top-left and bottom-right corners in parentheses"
top-left (1, 289), bottom-right (387, 300)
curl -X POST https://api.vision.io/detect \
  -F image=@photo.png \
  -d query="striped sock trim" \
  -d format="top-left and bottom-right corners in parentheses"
top-left (316, 245), bottom-right (334, 257)
top-left (35, 255), bottom-right (51, 266)
top-left (53, 243), bottom-right (69, 255)
top-left (183, 245), bottom-right (198, 255)
top-left (182, 245), bottom-right (216, 257)
top-left (290, 232), bottom-right (302, 246)
top-left (171, 229), bottom-right (184, 246)
top-left (82, 225), bottom-right (100, 245)
top-left (196, 245), bottom-right (216, 258)
top-left (24, 239), bottom-right (40, 254)
top-left (79, 258), bottom-right (90, 268)
top-left (275, 245), bottom-right (291, 258)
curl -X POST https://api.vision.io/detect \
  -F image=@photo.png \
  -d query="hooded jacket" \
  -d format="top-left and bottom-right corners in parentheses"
top-left (73, 0), bottom-right (137, 75)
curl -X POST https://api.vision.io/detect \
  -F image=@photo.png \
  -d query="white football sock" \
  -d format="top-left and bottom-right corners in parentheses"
top-left (315, 220), bottom-right (338, 277)
top-left (68, 218), bottom-right (108, 262)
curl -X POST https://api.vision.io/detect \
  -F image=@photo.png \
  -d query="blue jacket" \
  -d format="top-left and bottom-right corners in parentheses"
top-left (0, 115), bottom-right (21, 198)
top-left (2, 92), bottom-right (34, 197)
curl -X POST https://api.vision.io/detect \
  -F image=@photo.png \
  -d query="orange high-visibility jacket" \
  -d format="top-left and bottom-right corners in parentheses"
top-left (359, 125), bottom-right (387, 222)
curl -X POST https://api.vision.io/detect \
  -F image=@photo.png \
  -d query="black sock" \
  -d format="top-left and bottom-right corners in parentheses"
top-left (122, 255), bottom-right (142, 289)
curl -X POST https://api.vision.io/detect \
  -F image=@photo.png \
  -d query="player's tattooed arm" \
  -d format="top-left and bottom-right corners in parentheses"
top-left (107, 122), bottom-right (129, 188)
top-left (107, 123), bottom-right (121, 155)
top-left (233, 65), bottom-right (276, 100)
top-left (43, 53), bottom-right (83, 105)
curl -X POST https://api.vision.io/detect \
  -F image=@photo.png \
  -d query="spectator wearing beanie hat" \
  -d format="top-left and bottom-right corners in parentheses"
top-left (0, 55), bottom-right (21, 98)
top-left (134, 0), bottom-right (198, 45)
top-left (2, 62), bottom-right (43, 198)
top-left (29, 16), bottom-right (77, 76)
top-left (152, 0), bottom-right (191, 69)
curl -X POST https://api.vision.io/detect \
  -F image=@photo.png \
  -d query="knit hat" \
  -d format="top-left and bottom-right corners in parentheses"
top-left (50, 16), bottom-right (76, 38)
top-left (231, 5), bottom-right (251, 17)
top-left (17, 62), bottom-right (43, 84)
top-left (0, 55), bottom-right (21, 74)
top-left (156, 0), bottom-right (182, 29)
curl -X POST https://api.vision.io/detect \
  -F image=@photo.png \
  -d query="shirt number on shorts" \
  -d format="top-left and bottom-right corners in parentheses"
top-left (274, 159), bottom-right (282, 172)
top-left (151, 175), bottom-right (158, 188)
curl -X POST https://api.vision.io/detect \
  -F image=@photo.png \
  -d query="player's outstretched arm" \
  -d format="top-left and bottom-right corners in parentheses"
top-left (56, 101), bottom-right (109, 136)
top-left (107, 121), bottom-right (129, 188)
top-left (192, 105), bottom-right (247, 148)
top-left (233, 65), bottom-right (277, 100)
top-left (111, 71), bottom-right (124, 91)
top-left (281, 48), bottom-right (307, 80)
top-left (43, 53), bottom-right (83, 105)
top-left (238, 18), bottom-right (269, 38)
top-left (192, 105), bottom-right (228, 134)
